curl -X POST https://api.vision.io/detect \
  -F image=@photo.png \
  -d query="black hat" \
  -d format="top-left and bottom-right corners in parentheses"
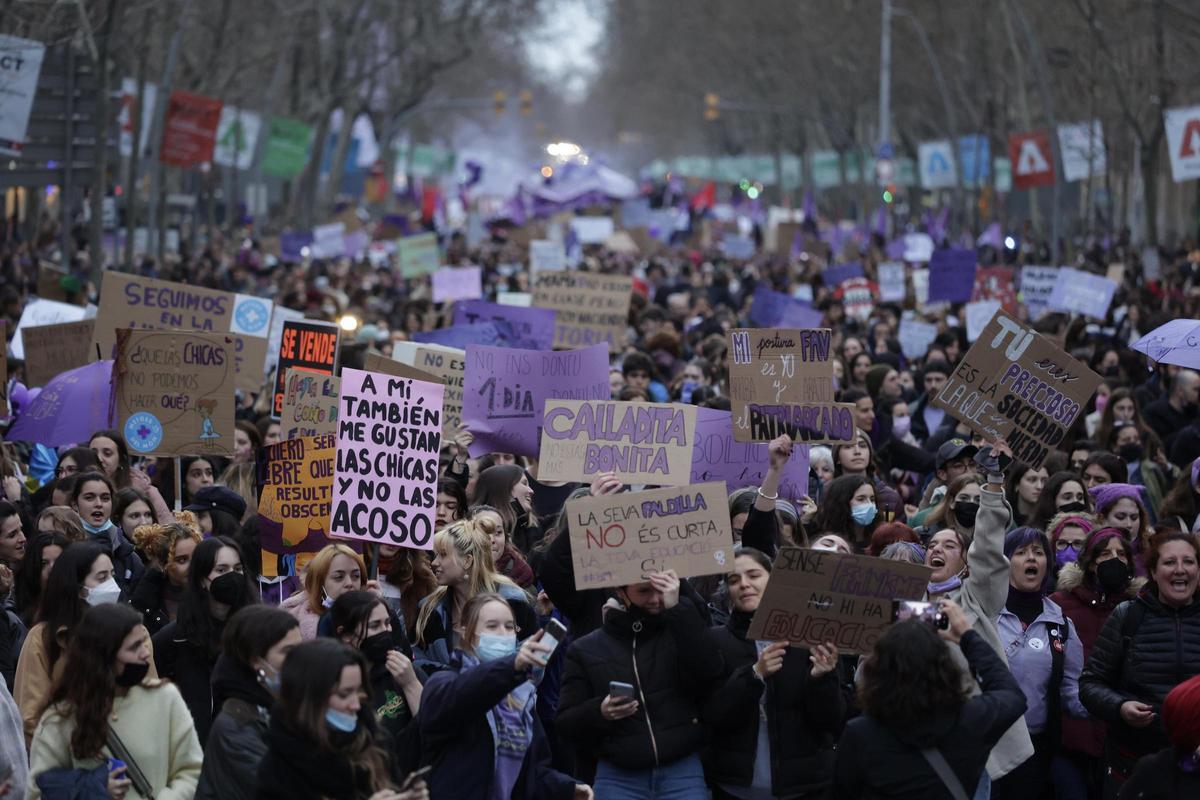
top-left (184, 485), bottom-right (247, 520)
top-left (936, 438), bottom-right (978, 470)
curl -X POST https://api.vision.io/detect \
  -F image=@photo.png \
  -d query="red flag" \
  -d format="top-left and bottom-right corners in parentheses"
top-left (421, 186), bottom-right (440, 223)
top-left (160, 90), bottom-right (222, 168)
top-left (691, 181), bottom-right (716, 211)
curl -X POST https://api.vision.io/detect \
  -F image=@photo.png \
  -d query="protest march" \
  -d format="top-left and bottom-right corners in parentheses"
top-left (4, 2), bottom-right (1200, 800)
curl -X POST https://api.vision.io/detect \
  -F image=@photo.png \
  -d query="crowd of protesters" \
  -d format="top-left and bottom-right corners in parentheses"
top-left (0, 213), bottom-right (1198, 800)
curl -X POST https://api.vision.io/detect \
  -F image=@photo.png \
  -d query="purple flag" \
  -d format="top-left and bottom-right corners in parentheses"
top-left (462, 343), bottom-right (610, 458)
top-left (927, 248), bottom-right (978, 303)
top-left (886, 237), bottom-right (907, 260)
top-left (802, 191), bottom-right (817, 221)
top-left (822, 261), bottom-right (865, 287)
top-left (452, 301), bottom-right (556, 351)
top-left (691, 408), bottom-right (811, 503)
top-left (977, 222), bottom-right (1003, 249)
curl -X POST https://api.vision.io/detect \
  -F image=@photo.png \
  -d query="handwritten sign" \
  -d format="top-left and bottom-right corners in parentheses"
top-left (1019, 265), bottom-right (1059, 320)
top-left (279, 369), bottom-right (340, 441)
top-left (898, 318), bottom-right (938, 360)
top-left (878, 262), bottom-right (907, 302)
top-left (453, 301), bottom-right (556, 351)
top-left (1047, 267), bottom-right (1117, 319)
top-left (931, 308), bottom-right (1102, 468)
top-left (565, 482), bottom-right (734, 589)
top-left (330, 368), bottom-right (444, 550)
top-left (530, 239), bottom-right (566, 272)
top-left (539, 400), bottom-right (697, 485)
top-left (691, 407), bottom-right (810, 503)
top-left (112, 329), bottom-right (236, 458)
top-left (533, 272), bottom-right (632, 351)
top-left (431, 266), bottom-right (483, 304)
top-left (256, 434), bottom-right (337, 578)
top-left (273, 320), bottom-right (339, 417)
top-left (20, 319), bottom-right (95, 388)
top-left (746, 548), bottom-right (931, 654)
top-left (462, 343), bottom-right (609, 458)
top-left (397, 232), bottom-right (440, 277)
top-left (90, 271), bottom-right (274, 393)
top-left (727, 328), bottom-right (855, 444)
top-left (11, 298), bottom-right (88, 359)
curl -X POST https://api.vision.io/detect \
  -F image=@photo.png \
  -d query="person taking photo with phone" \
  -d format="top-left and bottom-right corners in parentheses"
top-left (556, 568), bottom-right (725, 799)
top-left (417, 592), bottom-right (589, 799)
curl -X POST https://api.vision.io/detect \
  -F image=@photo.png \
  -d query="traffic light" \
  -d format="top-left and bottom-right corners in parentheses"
top-left (493, 90), bottom-right (507, 116)
top-left (704, 93), bottom-right (720, 121)
top-left (882, 184), bottom-right (896, 203)
top-left (519, 90), bottom-right (533, 116)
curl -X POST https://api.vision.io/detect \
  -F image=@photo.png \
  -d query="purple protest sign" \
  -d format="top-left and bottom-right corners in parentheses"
top-left (690, 408), bottom-right (810, 503)
top-left (821, 261), bottom-right (865, 287)
top-left (330, 368), bottom-right (444, 550)
top-left (452, 301), bottom-right (556, 350)
top-left (750, 285), bottom-right (823, 328)
top-left (927, 248), bottom-right (978, 303)
top-left (411, 322), bottom-right (502, 350)
top-left (462, 343), bottom-right (609, 458)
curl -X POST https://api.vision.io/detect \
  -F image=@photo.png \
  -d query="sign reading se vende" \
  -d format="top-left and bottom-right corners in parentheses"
top-left (272, 320), bottom-right (340, 417)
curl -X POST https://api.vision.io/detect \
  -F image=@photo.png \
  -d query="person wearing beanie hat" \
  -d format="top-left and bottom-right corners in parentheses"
top-left (1118, 673), bottom-right (1200, 799)
top-left (1090, 484), bottom-right (1152, 570)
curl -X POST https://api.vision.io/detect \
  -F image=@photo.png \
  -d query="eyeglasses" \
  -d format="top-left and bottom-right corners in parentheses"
top-left (1055, 539), bottom-right (1087, 551)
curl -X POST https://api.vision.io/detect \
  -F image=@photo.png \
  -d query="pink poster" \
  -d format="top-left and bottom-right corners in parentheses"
top-left (330, 368), bottom-right (444, 550)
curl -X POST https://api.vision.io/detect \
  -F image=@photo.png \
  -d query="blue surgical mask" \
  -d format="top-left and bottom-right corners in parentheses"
top-left (256, 662), bottom-right (281, 697)
top-left (325, 708), bottom-right (358, 733)
top-left (850, 503), bottom-right (878, 525)
top-left (82, 518), bottom-right (116, 536)
top-left (475, 633), bottom-right (518, 662)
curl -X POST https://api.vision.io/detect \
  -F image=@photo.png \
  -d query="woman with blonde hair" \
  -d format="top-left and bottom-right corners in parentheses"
top-left (472, 505), bottom-right (535, 589)
top-left (218, 461), bottom-right (257, 519)
top-left (413, 519), bottom-right (536, 670)
top-left (130, 514), bottom-right (203, 634)
top-left (281, 544), bottom-right (373, 640)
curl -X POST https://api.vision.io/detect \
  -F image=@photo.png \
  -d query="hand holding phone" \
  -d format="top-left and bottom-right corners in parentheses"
top-left (603, 680), bottom-right (639, 721)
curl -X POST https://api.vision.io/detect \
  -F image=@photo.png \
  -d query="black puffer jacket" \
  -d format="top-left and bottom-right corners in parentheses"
top-left (1079, 587), bottom-right (1200, 761)
top-left (196, 654), bottom-right (273, 800)
top-left (556, 596), bottom-right (723, 770)
top-left (702, 610), bottom-right (845, 797)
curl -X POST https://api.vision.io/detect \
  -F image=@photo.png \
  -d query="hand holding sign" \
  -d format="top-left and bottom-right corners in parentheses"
top-left (754, 641), bottom-right (789, 679)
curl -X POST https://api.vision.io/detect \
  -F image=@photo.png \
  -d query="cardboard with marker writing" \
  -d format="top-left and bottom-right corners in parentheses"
top-left (533, 272), bottom-right (632, 351)
top-left (256, 434), bottom-right (342, 578)
top-left (565, 482), bottom-right (734, 590)
top-left (746, 548), bottom-right (931, 655)
top-left (20, 319), bottom-right (95, 388)
top-left (279, 369), bottom-right (340, 441)
top-left (930, 308), bottom-right (1101, 468)
top-left (272, 319), bottom-right (340, 417)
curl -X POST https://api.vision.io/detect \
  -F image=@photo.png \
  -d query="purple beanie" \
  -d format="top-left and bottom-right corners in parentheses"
top-left (1088, 483), bottom-right (1144, 514)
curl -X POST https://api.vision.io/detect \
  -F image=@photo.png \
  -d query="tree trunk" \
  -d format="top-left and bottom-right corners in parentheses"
top-left (88, 0), bottom-right (121, 284)
top-left (322, 108), bottom-right (357, 218)
top-left (1142, 142), bottom-right (1159, 247)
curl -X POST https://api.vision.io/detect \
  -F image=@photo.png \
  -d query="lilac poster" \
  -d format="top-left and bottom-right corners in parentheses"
top-left (411, 322), bottom-right (501, 350)
top-left (750, 285), bottom-right (823, 329)
top-left (927, 248), bottom-right (977, 303)
top-left (690, 408), bottom-right (810, 503)
top-left (453, 301), bottom-right (556, 351)
top-left (462, 343), bottom-right (610, 458)
top-left (821, 261), bottom-right (865, 287)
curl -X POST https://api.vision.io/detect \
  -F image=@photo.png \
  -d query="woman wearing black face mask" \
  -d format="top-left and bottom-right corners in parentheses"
top-left (1049, 528), bottom-right (1143, 798)
top-left (1028, 472), bottom-right (1093, 531)
top-left (330, 591), bottom-right (423, 773)
top-left (153, 536), bottom-right (258, 745)
top-left (913, 475), bottom-right (981, 543)
top-left (1108, 421), bottom-right (1174, 518)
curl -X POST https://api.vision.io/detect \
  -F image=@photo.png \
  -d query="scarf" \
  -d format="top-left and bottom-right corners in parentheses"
top-left (1006, 585), bottom-right (1044, 627)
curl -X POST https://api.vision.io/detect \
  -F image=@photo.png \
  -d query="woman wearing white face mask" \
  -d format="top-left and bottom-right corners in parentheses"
top-left (13, 542), bottom-right (158, 747)
top-left (419, 592), bottom-right (590, 800)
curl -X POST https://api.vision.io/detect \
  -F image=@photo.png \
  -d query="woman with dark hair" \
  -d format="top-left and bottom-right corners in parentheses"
top-left (378, 546), bottom-right (437, 640)
top-left (1081, 452), bottom-right (1128, 490)
top-left (113, 487), bottom-right (157, 544)
top-left (52, 447), bottom-right (100, 481)
top-left (1080, 531), bottom-right (1200, 795)
top-left (1095, 387), bottom-right (1146, 456)
top-left (833, 600), bottom-right (1027, 799)
top-left (831, 428), bottom-right (906, 523)
top-left (811, 474), bottom-right (878, 552)
top-left (0, 500), bottom-right (26, 575)
top-left (1090, 483), bottom-right (1152, 569)
top-left (1107, 421), bottom-right (1174, 516)
top-left (257, 638), bottom-right (426, 800)
top-left (915, 474), bottom-right (982, 545)
top-left (992, 527), bottom-right (1088, 797)
top-left (704, 547), bottom-right (843, 799)
top-left (1051, 527), bottom-right (1142, 798)
top-left (329, 591), bottom-right (422, 758)
top-left (185, 485), bottom-right (247, 540)
top-left (1159, 459), bottom-right (1200, 533)
top-left (1004, 463), bottom-right (1048, 528)
top-left (26, 603), bottom-right (202, 800)
top-left (153, 535), bottom-right (258, 744)
top-left (419, 592), bottom-right (585, 800)
top-left (69, 471), bottom-right (144, 595)
top-left (435, 478), bottom-right (467, 531)
top-left (1028, 471), bottom-right (1092, 531)
top-left (14, 541), bottom-right (132, 746)
top-left (155, 455), bottom-right (222, 508)
top-left (13, 532), bottom-right (69, 626)
top-left (88, 429), bottom-right (133, 489)
top-left (471, 464), bottom-right (541, 554)
top-left (233, 420), bottom-right (263, 465)
top-left (197, 606), bottom-right (302, 800)
top-left (130, 517), bottom-right (202, 634)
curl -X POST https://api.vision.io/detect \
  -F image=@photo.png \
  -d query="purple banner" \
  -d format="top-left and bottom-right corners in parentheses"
top-left (462, 343), bottom-right (610, 458)
top-left (452, 301), bottom-right (556, 351)
top-left (690, 408), bottom-right (810, 504)
top-left (750, 285), bottom-right (824, 328)
top-left (927, 248), bottom-right (978, 303)
top-left (821, 261), bottom-right (865, 287)
top-left (411, 322), bottom-right (502, 350)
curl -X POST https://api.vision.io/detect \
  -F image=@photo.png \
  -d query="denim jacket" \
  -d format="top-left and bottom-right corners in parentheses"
top-left (996, 596), bottom-right (1088, 734)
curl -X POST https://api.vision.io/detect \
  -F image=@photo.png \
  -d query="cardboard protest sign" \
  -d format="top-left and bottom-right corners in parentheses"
top-left (971, 266), bottom-right (1018, 313)
top-left (431, 266), bottom-right (483, 304)
top-left (11, 298), bottom-right (88, 359)
top-left (1019, 266), bottom-right (1058, 320)
top-left (91, 272), bottom-right (274, 393)
top-left (897, 319), bottom-right (938, 360)
top-left (749, 286), bottom-right (823, 329)
top-left (330, 368), bottom-right (444, 549)
top-left (1047, 268), bottom-right (1117, 319)
top-left (746, 548), bottom-right (931, 654)
top-left (112, 329), bottom-right (237, 458)
top-left (533, 272), bottom-right (632, 351)
top-left (878, 262), bottom-right (906, 303)
top-left (279, 369), bottom-right (340, 441)
top-left (727, 328), bottom-right (854, 444)
top-left (36, 262), bottom-right (81, 304)
top-left (565, 482), bottom-right (734, 590)
top-left (272, 320), bottom-right (339, 417)
top-left (927, 249), bottom-right (977, 303)
top-left (462, 343), bottom-right (609, 458)
top-left (530, 239), bottom-right (566, 272)
top-left (452, 301), bottom-right (555, 351)
top-left (774, 222), bottom-right (802, 257)
top-left (931, 308), bottom-right (1102, 468)
top-left (691, 407), bottom-right (810, 503)
top-left (20, 319), bottom-right (95, 388)
top-left (256, 434), bottom-right (338, 577)
top-left (539, 400), bottom-right (697, 486)
top-left (363, 351), bottom-right (441, 383)
top-left (397, 232), bottom-right (440, 277)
